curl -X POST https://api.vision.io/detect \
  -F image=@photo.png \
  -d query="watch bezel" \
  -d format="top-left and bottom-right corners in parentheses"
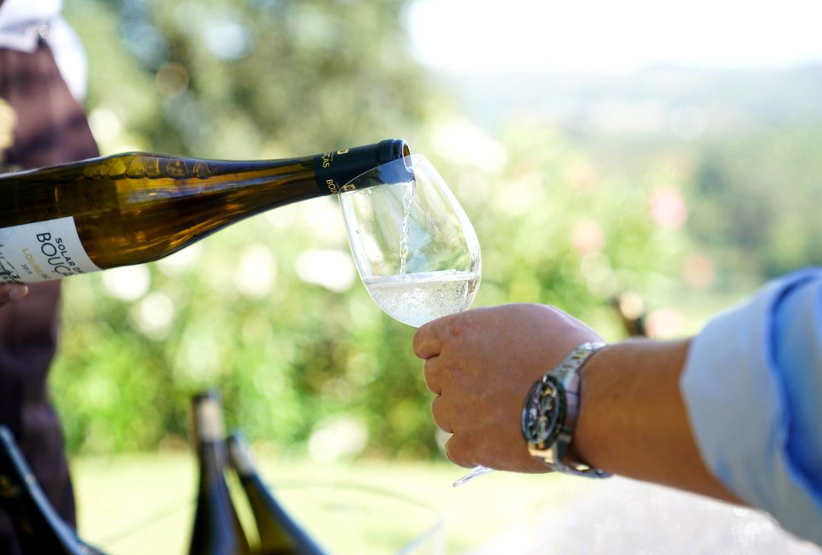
top-left (521, 374), bottom-right (567, 449)
top-left (520, 342), bottom-right (612, 479)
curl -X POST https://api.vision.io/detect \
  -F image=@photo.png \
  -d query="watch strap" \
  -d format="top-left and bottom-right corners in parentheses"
top-left (523, 341), bottom-right (611, 478)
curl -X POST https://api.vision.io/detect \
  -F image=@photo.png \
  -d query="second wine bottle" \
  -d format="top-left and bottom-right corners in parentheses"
top-left (189, 392), bottom-right (251, 555)
top-left (228, 433), bottom-right (327, 555)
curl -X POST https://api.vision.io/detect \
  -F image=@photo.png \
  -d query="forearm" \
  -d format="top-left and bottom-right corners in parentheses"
top-left (574, 338), bottom-right (744, 505)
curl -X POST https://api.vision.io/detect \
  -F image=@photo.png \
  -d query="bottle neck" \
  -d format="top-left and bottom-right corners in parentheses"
top-left (311, 139), bottom-right (412, 195)
top-left (228, 434), bottom-right (257, 479)
top-left (227, 435), bottom-right (327, 554)
top-left (190, 446), bottom-right (249, 555)
top-left (108, 142), bottom-right (410, 221)
top-left (192, 394), bottom-right (229, 475)
top-left (193, 396), bottom-right (225, 443)
top-left (106, 138), bottom-right (410, 196)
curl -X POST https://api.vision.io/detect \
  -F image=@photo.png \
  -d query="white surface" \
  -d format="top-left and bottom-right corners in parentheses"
top-left (463, 477), bottom-right (822, 555)
top-left (408, 0), bottom-right (822, 74)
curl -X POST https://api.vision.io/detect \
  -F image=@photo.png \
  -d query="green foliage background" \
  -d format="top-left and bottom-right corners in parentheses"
top-left (51, 0), bottom-right (819, 459)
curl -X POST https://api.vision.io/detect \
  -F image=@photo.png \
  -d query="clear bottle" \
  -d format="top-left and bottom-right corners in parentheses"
top-left (227, 433), bottom-right (327, 555)
top-left (0, 426), bottom-right (108, 555)
top-left (189, 392), bottom-right (252, 555)
top-left (0, 140), bottom-right (410, 283)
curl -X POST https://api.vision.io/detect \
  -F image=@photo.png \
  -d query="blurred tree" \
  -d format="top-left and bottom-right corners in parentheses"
top-left (55, 0), bottom-right (435, 455)
top-left (689, 126), bottom-right (822, 284)
top-left (70, 0), bottom-right (430, 157)
top-left (51, 0), bottom-right (682, 459)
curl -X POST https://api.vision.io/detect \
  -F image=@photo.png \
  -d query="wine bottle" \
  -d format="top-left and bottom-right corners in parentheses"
top-left (0, 426), bottom-right (108, 555)
top-left (0, 139), bottom-right (411, 284)
top-left (611, 292), bottom-right (647, 337)
top-left (189, 392), bottom-right (252, 555)
top-left (227, 433), bottom-right (326, 555)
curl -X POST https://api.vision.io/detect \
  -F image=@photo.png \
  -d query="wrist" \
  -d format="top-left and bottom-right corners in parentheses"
top-left (573, 339), bottom-right (688, 478)
top-left (551, 338), bottom-right (745, 504)
top-left (568, 342), bottom-right (615, 472)
top-left (565, 343), bottom-right (609, 469)
top-left (521, 341), bottom-right (611, 478)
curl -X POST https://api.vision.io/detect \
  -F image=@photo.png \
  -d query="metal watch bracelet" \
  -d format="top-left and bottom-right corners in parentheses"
top-left (521, 341), bottom-right (612, 478)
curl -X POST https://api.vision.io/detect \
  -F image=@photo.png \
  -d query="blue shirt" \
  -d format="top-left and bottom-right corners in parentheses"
top-left (681, 268), bottom-right (822, 545)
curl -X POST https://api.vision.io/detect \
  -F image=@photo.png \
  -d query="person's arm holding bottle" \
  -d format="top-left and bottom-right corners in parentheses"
top-left (413, 268), bottom-right (822, 545)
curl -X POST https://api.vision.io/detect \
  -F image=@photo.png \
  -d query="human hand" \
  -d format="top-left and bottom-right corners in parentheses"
top-left (413, 303), bottom-right (603, 473)
top-left (0, 284), bottom-right (28, 308)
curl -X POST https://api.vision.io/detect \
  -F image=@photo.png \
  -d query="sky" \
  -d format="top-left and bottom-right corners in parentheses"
top-left (407, 0), bottom-right (822, 74)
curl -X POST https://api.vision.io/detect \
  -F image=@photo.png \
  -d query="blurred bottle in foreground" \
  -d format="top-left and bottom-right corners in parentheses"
top-left (228, 433), bottom-right (327, 555)
top-left (0, 140), bottom-right (411, 284)
top-left (0, 426), bottom-right (108, 555)
top-left (189, 392), bottom-right (252, 555)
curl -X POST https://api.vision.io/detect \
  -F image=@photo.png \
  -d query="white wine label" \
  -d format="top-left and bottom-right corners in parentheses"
top-left (0, 217), bottom-right (101, 284)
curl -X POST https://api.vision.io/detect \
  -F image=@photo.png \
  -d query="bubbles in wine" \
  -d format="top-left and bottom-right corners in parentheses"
top-left (363, 270), bottom-right (480, 327)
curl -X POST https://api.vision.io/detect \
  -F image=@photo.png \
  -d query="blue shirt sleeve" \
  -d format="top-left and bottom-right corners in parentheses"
top-left (680, 268), bottom-right (822, 545)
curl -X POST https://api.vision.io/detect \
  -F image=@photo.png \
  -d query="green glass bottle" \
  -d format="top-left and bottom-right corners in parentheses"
top-left (189, 392), bottom-right (252, 555)
top-left (0, 426), bottom-right (108, 555)
top-left (0, 140), bottom-right (410, 283)
top-left (227, 433), bottom-right (327, 555)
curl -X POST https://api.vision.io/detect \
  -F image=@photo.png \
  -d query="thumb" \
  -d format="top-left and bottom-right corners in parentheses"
top-left (0, 284), bottom-right (28, 308)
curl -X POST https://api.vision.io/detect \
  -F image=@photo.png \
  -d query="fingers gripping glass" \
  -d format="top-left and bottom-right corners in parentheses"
top-left (340, 155), bottom-right (490, 486)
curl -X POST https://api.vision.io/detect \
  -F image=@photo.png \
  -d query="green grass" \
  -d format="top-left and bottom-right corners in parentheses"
top-left (72, 453), bottom-right (588, 555)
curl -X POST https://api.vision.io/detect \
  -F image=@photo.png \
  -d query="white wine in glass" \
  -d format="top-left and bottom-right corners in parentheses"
top-left (340, 154), bottom-right (491, 486)
top-left (362, 270), bottom-right (480, 328)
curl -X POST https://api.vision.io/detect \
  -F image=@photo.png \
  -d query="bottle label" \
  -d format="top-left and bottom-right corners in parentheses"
top-left (313, 145), bottom-right (382, 195)
top-left (314, 149), bottom-right (355, 195)
top-left (312, 141), bottom-right (413, 196)
top-left (0, 217), bottom-right (101, 284)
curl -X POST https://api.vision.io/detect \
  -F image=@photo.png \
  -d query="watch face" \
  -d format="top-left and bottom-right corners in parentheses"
top-left (522, 374), bottom-right (566, 449)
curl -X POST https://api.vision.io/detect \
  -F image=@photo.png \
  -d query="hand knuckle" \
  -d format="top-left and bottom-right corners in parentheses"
top-left (448, 317), bottom-right (473, 339)
top-left (444, 437), bottom-right (471, 467)
top-left (412, 330), bottom-right (424, 355)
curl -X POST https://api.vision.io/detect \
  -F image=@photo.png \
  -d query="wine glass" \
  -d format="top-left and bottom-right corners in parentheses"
top-left (339, 154), bottom-right (491, 486)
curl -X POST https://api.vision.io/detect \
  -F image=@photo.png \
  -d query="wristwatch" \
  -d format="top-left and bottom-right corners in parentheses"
top-left (521, 341), bottom-right (612, 478)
